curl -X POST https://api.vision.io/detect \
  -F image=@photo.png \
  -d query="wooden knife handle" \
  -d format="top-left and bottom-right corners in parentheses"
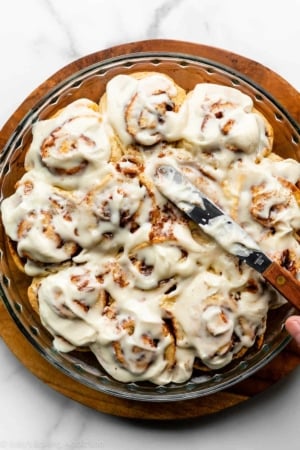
top-left (263, 262), bottom-right (300, 310)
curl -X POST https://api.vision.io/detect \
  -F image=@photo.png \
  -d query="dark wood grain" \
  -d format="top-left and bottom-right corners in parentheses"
top-left (0, 40), bottom-right (299, 420)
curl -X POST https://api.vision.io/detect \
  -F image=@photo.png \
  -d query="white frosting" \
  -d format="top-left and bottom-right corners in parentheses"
top-left (180, 83), bottom-right (270, 156)
top-left (25, 99), bottom-right (113, 190)
top-left (202, 215), bottom-right (260, 257)
top-left (105, 73), bottom-right (186, 146)
top-left (1, 74), bottom-right (299, 385)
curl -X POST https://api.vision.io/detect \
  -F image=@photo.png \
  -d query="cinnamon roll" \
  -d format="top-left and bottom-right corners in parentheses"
top-left (226, 157), bottom-right (300, 277)
top-left (25, 98), bottom-right (113, 190)
top-left (100, 72), bottom-right (186, 146)
top-left (169, 265), bottom-right (269, 370)
top-left (127, 239), bottom-right (196, 290)
top-left (29, 264), bottom-right (107, 351)
top-left (1, 175), bottom-right (78, 267)
top-left (1, 173), bottom-right (104, 274)
top-left (90, 302), bottom-right (176, 384)
top-left (180, 83), bottom-right (273, 161)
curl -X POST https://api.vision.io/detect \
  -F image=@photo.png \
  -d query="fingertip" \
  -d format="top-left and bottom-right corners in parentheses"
top-left (285, 316), bottom-right (300, 345)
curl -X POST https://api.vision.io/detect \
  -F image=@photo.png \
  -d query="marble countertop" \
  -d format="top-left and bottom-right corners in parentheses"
top-left (0, 0), bottom-right (299, 448)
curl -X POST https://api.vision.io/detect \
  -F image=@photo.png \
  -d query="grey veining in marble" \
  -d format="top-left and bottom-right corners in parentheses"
top-left (146, 0), bottom-right (184, 37)
top-left (43, 0), bottom-right (80, 59)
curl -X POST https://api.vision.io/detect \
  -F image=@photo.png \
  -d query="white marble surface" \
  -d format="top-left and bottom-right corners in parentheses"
top-left (0, 0), bottom-right (299, 448)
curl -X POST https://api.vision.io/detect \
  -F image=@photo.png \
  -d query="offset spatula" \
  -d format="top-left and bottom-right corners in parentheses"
top-left (155, 165), bottom-right (300, 310)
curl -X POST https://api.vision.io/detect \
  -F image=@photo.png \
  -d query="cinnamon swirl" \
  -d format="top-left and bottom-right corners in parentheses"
top-left (100, 71), bottom-right (186, 146)
top-left (25, 99), bottom-right (113, 190)
top-left (179, 83), bottom-right (273, 160)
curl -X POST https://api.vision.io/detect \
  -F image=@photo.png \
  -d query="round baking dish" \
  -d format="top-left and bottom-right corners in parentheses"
top-left (0, 49), bottom-right (299, 402)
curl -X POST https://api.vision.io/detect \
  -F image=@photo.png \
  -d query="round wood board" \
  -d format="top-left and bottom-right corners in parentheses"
top-left (0, 39), bottom-right (299, 420)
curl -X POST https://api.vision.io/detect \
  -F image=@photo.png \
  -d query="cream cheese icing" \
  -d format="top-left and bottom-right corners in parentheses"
top-left (104, 73), bottom-right (186, 146)
top-left (179, 83), bottom-right (271, 156)
top-left (1, 72), bottom-right (299, 385)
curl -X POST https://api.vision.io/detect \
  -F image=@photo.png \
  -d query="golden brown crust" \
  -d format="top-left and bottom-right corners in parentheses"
top-left (253, 107), bottom-right (274, 157)
top-left (7, 239), bottom-right (27, 274)
top-left (27, 277), bottom-right (41, 314)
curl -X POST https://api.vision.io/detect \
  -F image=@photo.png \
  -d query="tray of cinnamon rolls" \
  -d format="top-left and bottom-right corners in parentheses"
top-left (0, 51), bottom-right (299, 401)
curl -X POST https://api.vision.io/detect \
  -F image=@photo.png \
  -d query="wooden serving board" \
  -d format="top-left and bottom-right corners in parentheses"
top-left (0, 40), bottom-right (299, 420)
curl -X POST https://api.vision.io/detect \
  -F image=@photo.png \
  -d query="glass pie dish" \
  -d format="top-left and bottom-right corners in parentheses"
top-left (0, 49), bottom-right (299, 402)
